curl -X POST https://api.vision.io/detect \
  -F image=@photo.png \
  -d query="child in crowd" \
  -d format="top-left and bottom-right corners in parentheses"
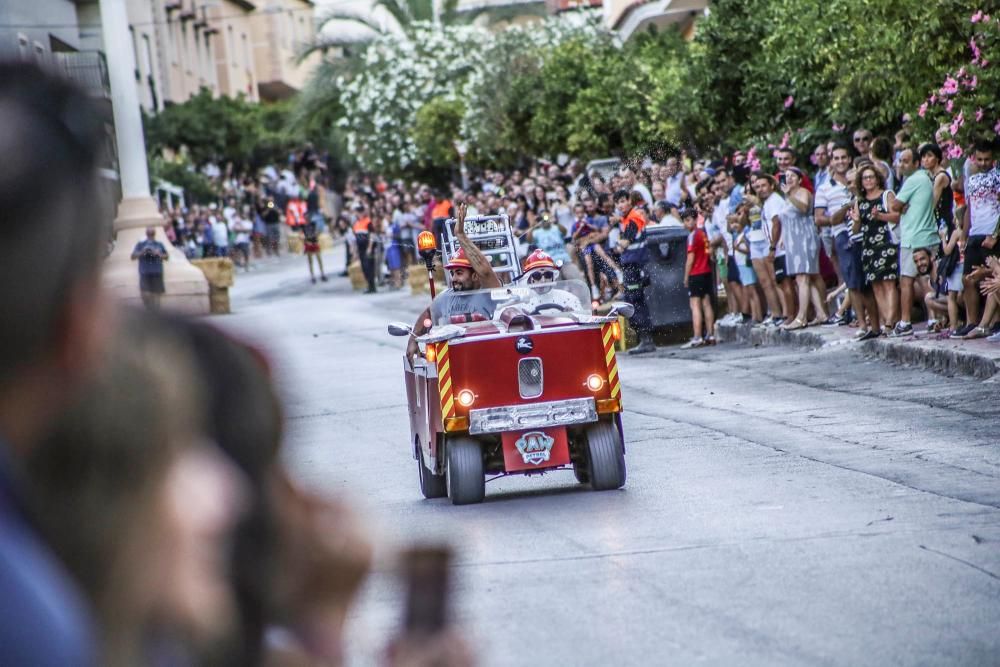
top-left (731, 214), bottom-right (763, 323)
top-left (925, 221), bottom-right (965, 333)
top-left (682, 208), bottom-right (716, 348)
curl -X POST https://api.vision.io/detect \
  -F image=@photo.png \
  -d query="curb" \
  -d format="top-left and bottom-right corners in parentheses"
top-left (715, 321), bottom-right (999, 380)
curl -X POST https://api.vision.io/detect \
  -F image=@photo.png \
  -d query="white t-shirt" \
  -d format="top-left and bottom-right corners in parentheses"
top-left (212, 220), bottom-right (230, 247)
top-left (708, 198), bottom-right (731, 256)
top-left (967, 168), bottom-right (1000, 236)
top-left (733, 228), bottom-right (749, 266)
top-left (233, 218), bottom-right (253, 244)
top-left (761, 192), bottom-right (786, 256)
top-left (664, 172), bottom-right (685, 207)
top-left (814, 178), bottom-right (852, 236)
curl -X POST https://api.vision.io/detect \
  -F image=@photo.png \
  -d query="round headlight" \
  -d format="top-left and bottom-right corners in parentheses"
top-left (586, 374), bottom-right (604, 392)
top-left (457, 389), bottom-right (476, 407)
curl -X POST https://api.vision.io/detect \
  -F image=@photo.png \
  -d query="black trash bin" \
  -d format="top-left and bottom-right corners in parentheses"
top-left (642, 225), bottom-right (692, 329)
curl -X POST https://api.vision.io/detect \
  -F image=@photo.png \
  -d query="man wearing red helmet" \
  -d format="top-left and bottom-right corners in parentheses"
top-left (406, 204), bottom-right (501, 358)
top-left (508, 249), bottom-right (585, 314)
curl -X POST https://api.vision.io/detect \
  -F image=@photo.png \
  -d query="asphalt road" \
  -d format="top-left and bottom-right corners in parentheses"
top-left (222, 254), bottom-right (1000, 667)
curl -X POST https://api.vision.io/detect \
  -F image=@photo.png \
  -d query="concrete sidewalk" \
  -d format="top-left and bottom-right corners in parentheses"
top-left (715, 319), bottom-right (1000, 380)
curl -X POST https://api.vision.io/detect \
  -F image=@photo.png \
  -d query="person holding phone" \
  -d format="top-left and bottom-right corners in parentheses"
top-left (131, 226), bottom-right (170, 310)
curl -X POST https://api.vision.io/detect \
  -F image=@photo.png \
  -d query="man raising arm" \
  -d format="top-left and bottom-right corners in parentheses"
top-left (406, 204), bottom-right (501, 357)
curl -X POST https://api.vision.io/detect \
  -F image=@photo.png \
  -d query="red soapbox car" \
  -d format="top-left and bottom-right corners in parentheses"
top-left (388, 279), bottom-right (633, 505)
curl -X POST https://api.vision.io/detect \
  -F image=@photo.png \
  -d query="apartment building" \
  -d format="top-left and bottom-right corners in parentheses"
top-left (1, 0), bottom-right (318, 111)
top-left (251, 0), bottom-right (319, 100)
top-left (602, 0), bottom-right (705, 41)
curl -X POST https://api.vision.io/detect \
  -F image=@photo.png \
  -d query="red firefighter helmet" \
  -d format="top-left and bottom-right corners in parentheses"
top-left (444, 247), bottom-right (474, 270)
top-left (523, 249), bottom-right (558, 272)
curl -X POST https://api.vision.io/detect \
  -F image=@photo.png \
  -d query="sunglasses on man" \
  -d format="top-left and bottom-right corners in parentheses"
top-left (527, 270), bottom-right (557, 283)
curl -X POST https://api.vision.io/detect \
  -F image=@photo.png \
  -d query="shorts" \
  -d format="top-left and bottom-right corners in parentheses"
top-left (774, 255), bottom-right (787, 282)
top-left (964, 235), bottom-right (1000, 275)
top-left (235, 241), bottom-right (250, 255)
top-left (749, 240), bottom-right (769, 261)
top-left (834, 231), bottom-right (863, 291)
top-left (738, 264), bottom-right (757, 285)
top-left (946, 261), bottom-right (965, 292)
top-left (726, 255), bottom-right (742, 285)
top-left (140, 273), bottom-right (165, 294)
top-left (899, 245), bottom-right (936, 278)
top-left (687, 272), bottom-right (713, 298)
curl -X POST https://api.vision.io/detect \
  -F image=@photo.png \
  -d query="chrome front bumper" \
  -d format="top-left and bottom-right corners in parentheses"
top-left (468, 397), bottom-right (598, 435)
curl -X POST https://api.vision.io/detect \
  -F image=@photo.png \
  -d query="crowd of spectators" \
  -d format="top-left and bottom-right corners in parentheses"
top-left (1, 63), bottom-right (471, 667)
top-left (144, 111), bottom-right (1000, 352)
top-left (155, 148), bottom-right (334, 282)
top-left (332, 127), bottom-right (1000, 350)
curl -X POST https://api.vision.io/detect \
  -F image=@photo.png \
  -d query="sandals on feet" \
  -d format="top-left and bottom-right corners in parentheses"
top-left (782, 317), bottom-right (807, 330)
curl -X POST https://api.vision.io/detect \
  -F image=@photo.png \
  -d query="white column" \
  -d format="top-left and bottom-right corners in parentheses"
top-left (100, 0), bottom-right (150, 200)
top-left (99, 0), bottom-right (209, 313)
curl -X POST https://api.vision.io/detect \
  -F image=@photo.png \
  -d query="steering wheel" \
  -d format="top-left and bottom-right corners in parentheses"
top-left (529, 303), bottom-right (572, 315)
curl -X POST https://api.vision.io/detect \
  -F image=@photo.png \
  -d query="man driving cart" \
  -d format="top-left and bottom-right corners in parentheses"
top-left (406, 203), bottom-right (501, 358)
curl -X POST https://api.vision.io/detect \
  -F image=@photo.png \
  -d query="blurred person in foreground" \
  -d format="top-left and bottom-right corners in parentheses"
top-left (169, 318), bottom-right (468, 667)
top-left (25, 312), bottom-right (244, 666)
top-left (0, 61), bottom-right (114, 666)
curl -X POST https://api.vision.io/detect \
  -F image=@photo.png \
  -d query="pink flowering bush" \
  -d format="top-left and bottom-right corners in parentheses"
top-left (914, 10), bottom-right (1000, 160)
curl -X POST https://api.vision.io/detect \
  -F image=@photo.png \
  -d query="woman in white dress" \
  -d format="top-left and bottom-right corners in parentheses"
top-left (780, 168), bottom-right (828, 329)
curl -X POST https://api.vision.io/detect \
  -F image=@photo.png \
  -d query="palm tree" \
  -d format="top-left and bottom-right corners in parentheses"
top-left (301, 0), bottom-right (463, 58)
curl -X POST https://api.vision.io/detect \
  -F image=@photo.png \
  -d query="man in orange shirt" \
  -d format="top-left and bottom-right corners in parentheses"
top-left (353, 202), bottom-right (377, 293)
top-left (613, 190), bottom-right (656, 354)
top-left (430, 192), bottom-right (453, 250)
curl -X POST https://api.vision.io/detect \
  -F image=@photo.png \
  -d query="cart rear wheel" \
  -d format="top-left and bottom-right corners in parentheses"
top-left (446, 436), bottom-right (485, 505)
top-left (417, 441), bottom-right (447, 499)
top-left (585, 420), bottom-right (626, 491)
top-left (572, 459), bottom-right (590, 484)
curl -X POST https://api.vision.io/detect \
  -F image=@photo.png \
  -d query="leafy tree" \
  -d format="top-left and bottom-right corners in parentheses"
top-left (685, 0), bottom-right (985, 154)
top-left (912, 12), bottom-right (1000, 162)
top-left (412, 97), bottom-right (467, 169)
top-left (144, 89), bottom-right (261, 169)
top-left (148, 156), bottom-right (217, 204)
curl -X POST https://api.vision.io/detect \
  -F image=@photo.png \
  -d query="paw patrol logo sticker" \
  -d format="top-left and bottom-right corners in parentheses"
top-left (515, 431), bottom-right (555, 466)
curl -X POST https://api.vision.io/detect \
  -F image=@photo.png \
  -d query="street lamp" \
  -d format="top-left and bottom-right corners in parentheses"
top-left (98, 0), bottom-right (209, 313)
top-left (454, 139), bottom-right (469, 191)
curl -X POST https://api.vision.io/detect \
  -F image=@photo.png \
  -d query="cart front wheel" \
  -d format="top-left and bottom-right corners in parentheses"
top-left (446, 436), bottom-right (485, 505)
top-left (585, 420), bottom-right (626, 491)
top-left (417, 439), bottom-right (447, 499)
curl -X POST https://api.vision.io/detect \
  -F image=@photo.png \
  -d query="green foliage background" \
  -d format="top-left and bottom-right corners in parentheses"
top-left (146, 3), bottom-right (1000, 186)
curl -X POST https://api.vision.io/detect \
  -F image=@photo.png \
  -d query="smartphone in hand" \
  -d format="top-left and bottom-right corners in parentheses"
top-left (401, 546), bottom-right (452, 636)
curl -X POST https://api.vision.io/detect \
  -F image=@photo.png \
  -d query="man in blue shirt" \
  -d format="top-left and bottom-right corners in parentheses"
top-left (131, 226), bottom-right (170, 310)
top-left (0, 62), bottom-right (107, 666)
